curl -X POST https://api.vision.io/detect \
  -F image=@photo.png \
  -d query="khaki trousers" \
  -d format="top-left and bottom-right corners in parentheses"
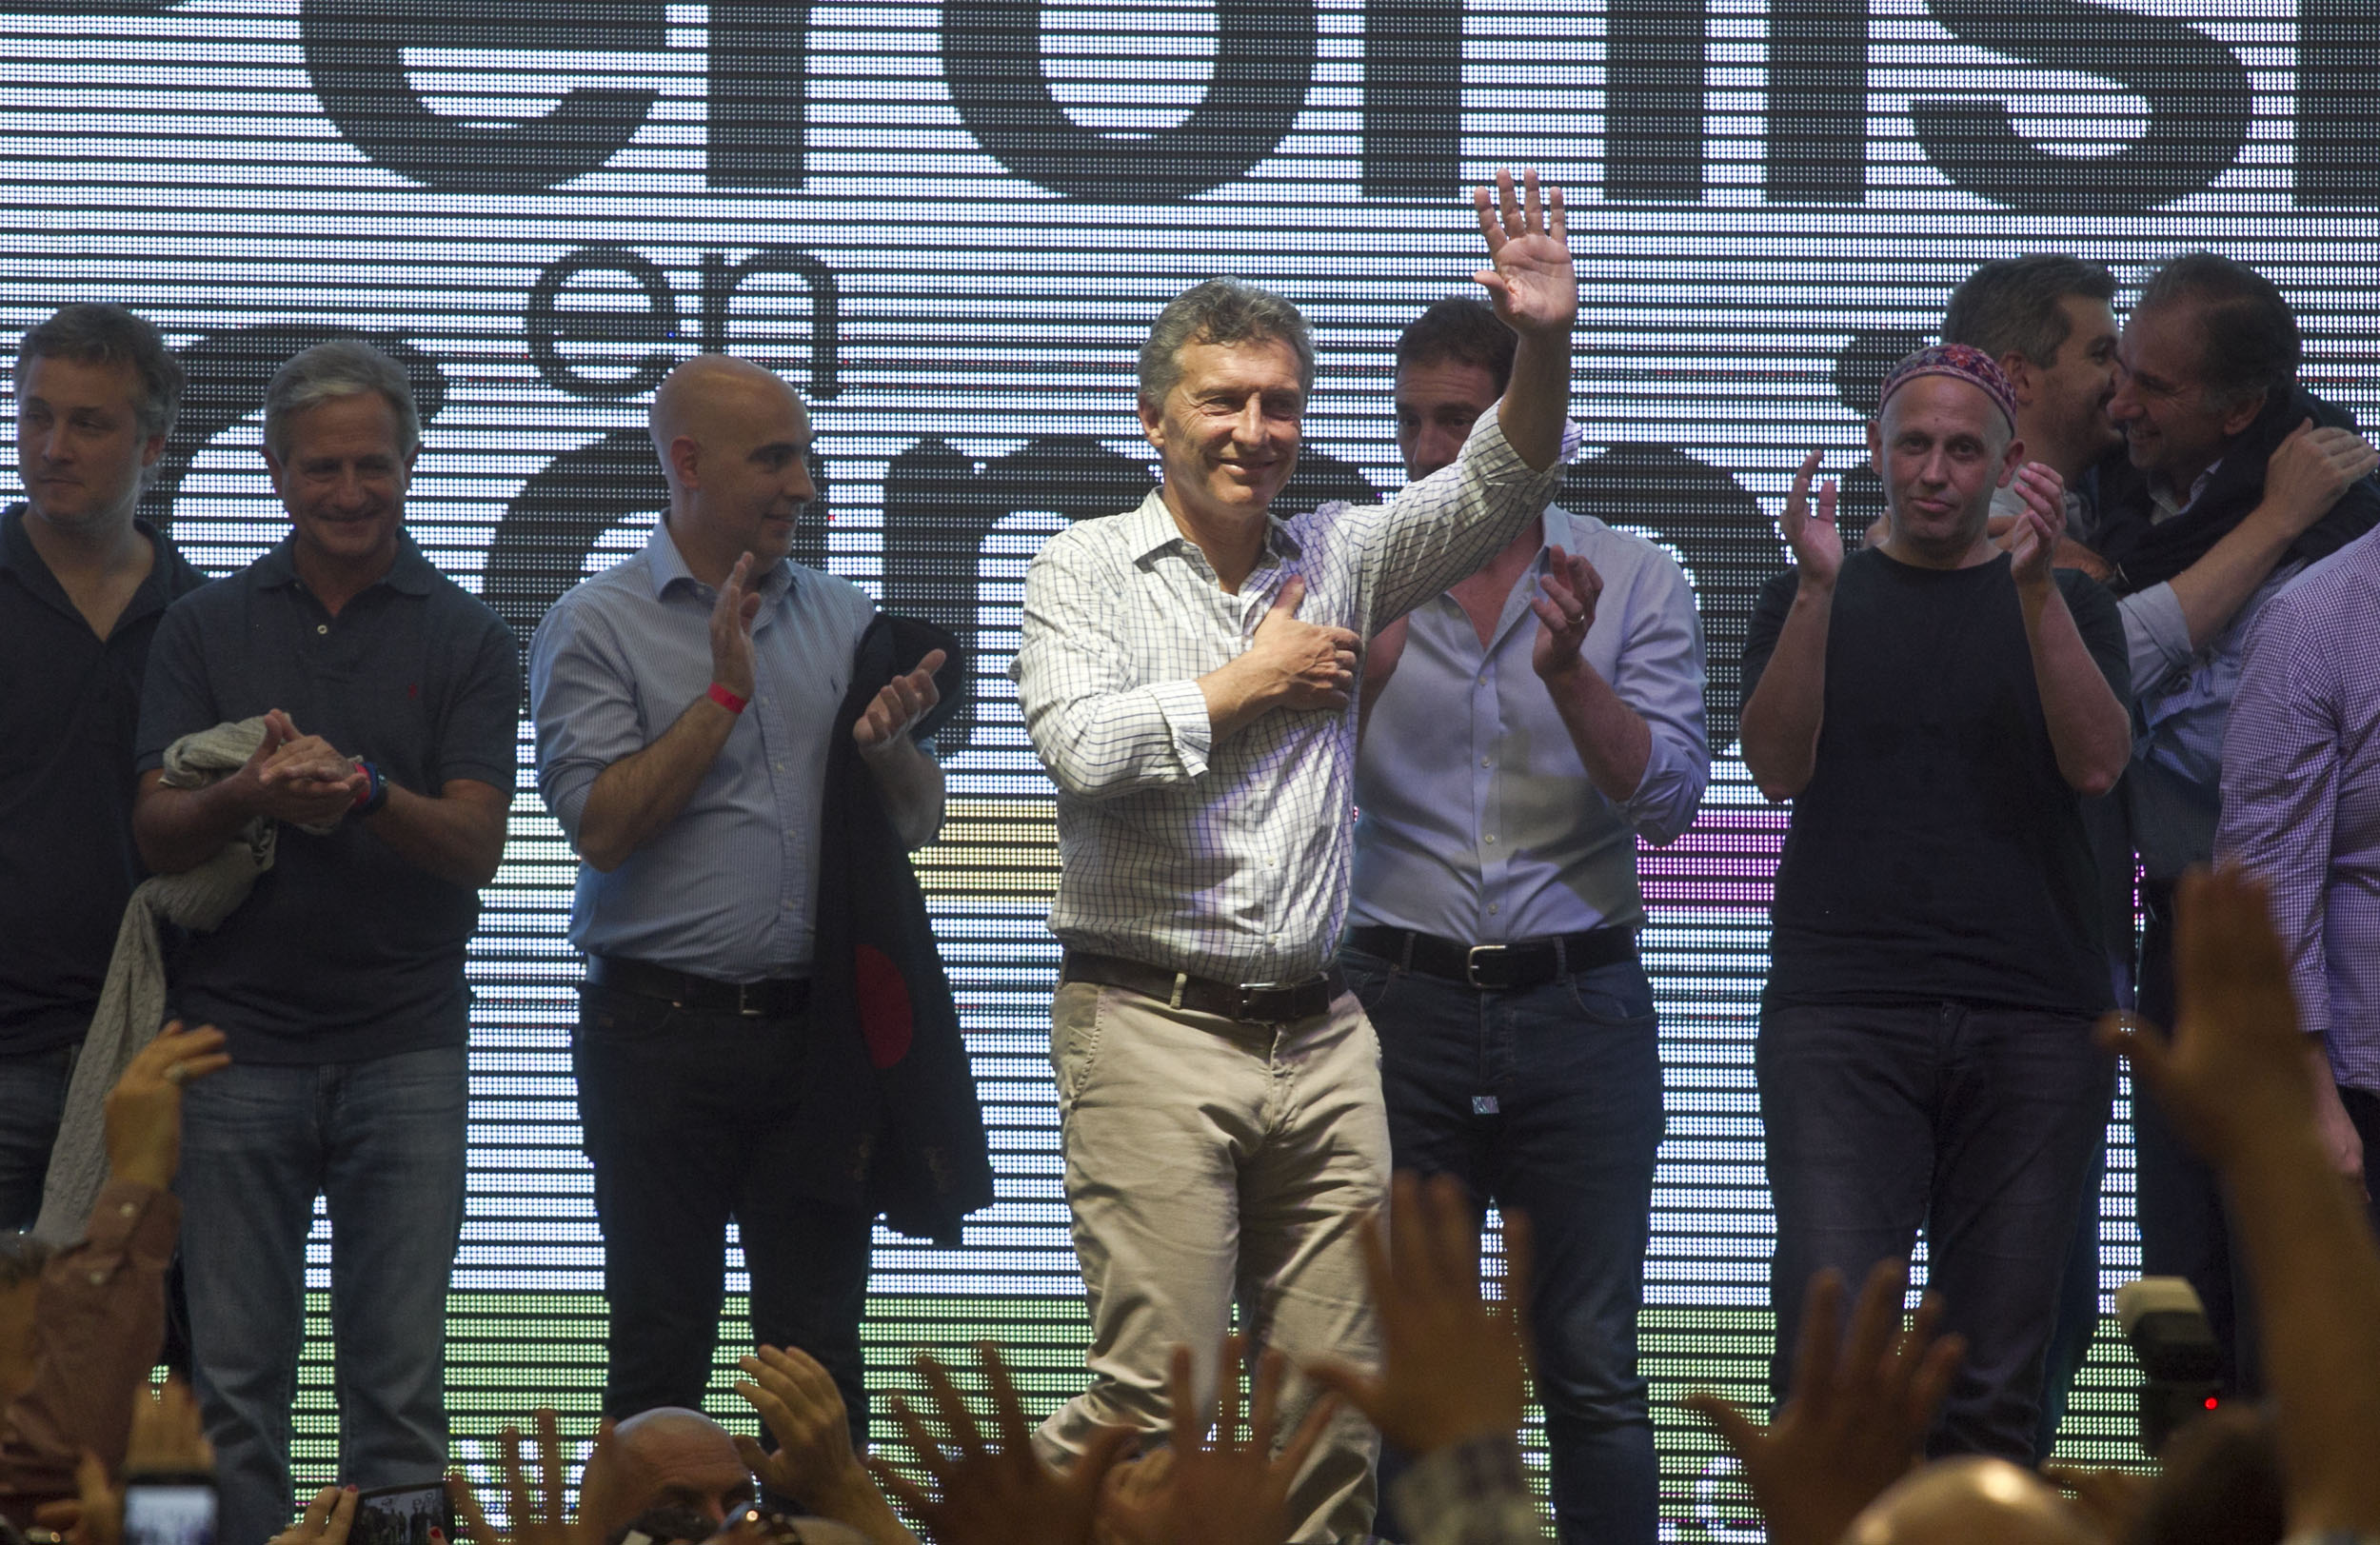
top-left (1034, 980), bottom-right (1389, 1543)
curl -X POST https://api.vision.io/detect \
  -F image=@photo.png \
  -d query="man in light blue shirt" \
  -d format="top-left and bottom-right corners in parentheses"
top-left (529, 354), bottom-right (947, 1430)
top-left (1341, 297), bottom-right (1708, 1545)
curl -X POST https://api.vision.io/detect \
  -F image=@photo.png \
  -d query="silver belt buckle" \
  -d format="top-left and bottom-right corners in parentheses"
top-left (735, 981), bottom-right (766, 1018)
top-left (1465, 945), bottom-right (1506, 988)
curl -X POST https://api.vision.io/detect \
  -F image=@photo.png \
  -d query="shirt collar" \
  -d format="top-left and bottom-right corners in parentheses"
top-left (643, 517), bottom-right (796, 603)
top-left (1124, 490), bottom-right (1304, 564)
top-left (251, 529), bottom-right (438, 595)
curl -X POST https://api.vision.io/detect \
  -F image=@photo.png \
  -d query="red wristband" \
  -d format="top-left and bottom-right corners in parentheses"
top-left (707, 682), bottom-right (749, 715)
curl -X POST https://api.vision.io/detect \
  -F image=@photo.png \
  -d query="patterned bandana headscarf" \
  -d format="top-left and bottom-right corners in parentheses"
top-left (1876, 343), bottom-right (2019, 433)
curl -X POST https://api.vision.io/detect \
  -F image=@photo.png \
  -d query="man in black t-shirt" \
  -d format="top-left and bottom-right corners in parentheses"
top-left (1740, 345), bottom-right (2132, 1460)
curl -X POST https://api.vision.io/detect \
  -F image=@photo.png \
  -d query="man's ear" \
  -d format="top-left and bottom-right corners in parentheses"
top-left (1137, 395), bottom-right (1165, 449)
top-left (668, 432), bottom-right (701, 489)
top-left (1997, 350), bottom-right (2037, 407)
top-left (262, 446), bottom-right (286, 500)
top-left (1865, 417), bottom-right (1884, 466)
top-left (1997, 433), bottom-right (2026, 488)
top-left (2219, 387), bottom-right (2267, 440)
top-left (139, 430), bottom-right (168, 473)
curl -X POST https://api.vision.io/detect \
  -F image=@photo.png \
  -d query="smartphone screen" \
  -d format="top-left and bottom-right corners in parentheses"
top-left (353, 1481), bottom-right (453, 1545)
top-left (122, 1481), bottom-right (218, 1545)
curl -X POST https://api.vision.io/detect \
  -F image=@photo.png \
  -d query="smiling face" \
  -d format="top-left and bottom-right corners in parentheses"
top-left (14, 353), bottom-right (163, 537)
top-left (2109, 300), bottom-right (2265, 492)
top-left (1870, 373), bottom-right (2023, 566)
top-left (1395, 356), bottom-right (1501, 482)
top-left (665, 366), bottom-right (817, 577)
top-left (1140, 335), bottom-right (1304, 536)
top-left (265, 389), bottom-right (414, 578)
top-left (2017, 294), bottom-right (2123, 476)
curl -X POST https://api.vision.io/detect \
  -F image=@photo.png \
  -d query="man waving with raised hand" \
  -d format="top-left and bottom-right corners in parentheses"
top-left (1011, 168), bottom-right (1576, 1544)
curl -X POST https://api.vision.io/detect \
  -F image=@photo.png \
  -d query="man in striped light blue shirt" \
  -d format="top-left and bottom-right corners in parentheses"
top-left (1011, 171), bottom-right (1577, 1543)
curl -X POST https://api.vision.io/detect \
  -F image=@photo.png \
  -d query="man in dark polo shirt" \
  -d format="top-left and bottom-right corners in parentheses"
top-left (130, 338), bottom-right (520, 1545)
top-left (0, 304), bottom-right (205, 1229)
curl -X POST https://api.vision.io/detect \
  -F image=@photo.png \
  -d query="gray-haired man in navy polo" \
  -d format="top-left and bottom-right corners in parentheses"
top-left (132, 338), bottom-right (520, 1545)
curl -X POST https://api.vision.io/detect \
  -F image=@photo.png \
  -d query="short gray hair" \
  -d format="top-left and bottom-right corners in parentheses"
top-left (1139, 279), bottom-right (1314, 407)
top-left (16, 304), bottom-right (186, 442)
top-left (263, 338), bottom-right (421, 463)
top-left (1942, 255), bottom-right (2118, 369)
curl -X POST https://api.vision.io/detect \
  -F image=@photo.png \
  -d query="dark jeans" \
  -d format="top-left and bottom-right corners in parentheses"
top-left (1341, 948), bottom-right (1663, 1545)
top-left (0, 1044), bottom-right (72, 1229)
top-left (574, 982), bottom-right (873, 1435)
top-left (1758, 1000), bottom-right (2112, 1460)
top-left (2033, 1127), bottom-right (2109, 1462)
top-left (2134, 886), bottom-right (2258, 1397)
top-left (2343, 1087), bottom-right (2380, 1240)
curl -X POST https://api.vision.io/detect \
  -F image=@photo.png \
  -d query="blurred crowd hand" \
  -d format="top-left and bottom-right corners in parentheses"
top-left (1100, 1336), bottom-right (1334, 1545)
top-left (1306, 1172), bottom-right (1531, 1457)
top-left (453, 1408), bottom-right (616, 1545)
top-left (867, 1344), bottom-right (1135, 1545)
top-left (733, 1344), bottom-right (917, 1545)
top-left (1683, 1258), bottom-right (1964, 1545)
top-left (105, 1021), bottom-right (230, 1192)
top-left (2099, 867), bottom-right (2310, 1170)
top-left (43, 1381), bottom-right (217, 1545)
top-left (269, 1486), bottom-right (363, 1545)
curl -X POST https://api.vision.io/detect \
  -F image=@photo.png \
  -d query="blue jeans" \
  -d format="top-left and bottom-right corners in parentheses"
top-left (0, 1045), bottom-right (73, 1230)
top-left (1341, 949), bottom-right (1663, 1545)
top-left (573, 983), bottom-right (874, 1435)
top-left (177, 1045), bottom-right (467, 1545)
top-left (1758, 1001), bottom-right (2112, 1460)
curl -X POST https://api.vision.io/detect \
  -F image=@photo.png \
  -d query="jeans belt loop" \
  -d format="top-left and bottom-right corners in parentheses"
top-left (736, 981), bottom-right (764, 1019)
top-left (1398, 930), bottom-right (1416, 974)
top-left (1554, 935), bottom-right (1569, 978)
top-left (1168, 972), bottom-right (1188, 1012)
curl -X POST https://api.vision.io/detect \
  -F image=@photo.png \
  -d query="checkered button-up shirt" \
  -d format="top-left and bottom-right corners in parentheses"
top-left (1012, 412), bottom-right (1569, 985)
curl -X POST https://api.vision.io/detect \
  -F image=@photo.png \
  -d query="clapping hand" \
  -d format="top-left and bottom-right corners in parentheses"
top-left (2003, 461), bottom-right (2068, 590)
top-left (1778, 451), bottom-right (1843, 588)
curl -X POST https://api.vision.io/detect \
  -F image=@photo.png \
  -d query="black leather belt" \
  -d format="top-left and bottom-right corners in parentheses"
top-left (586, 955), bottom-right (811, 1018)
top-left (1061, 950), bottom-right (1347, 1024)
top-left (1345, 924), bottom-right (1636, 990)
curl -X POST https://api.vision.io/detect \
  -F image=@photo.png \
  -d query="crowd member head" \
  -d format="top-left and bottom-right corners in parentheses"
top-left (1842, 1456), bottom-right (2101, 1545)
top-left (648, 354), bottom-right (817, 582)
top-left (1941, 256), bottom-right (2121, 485)
top-left (584, 1408), bottom-right (757, 1531)
top-left (261, 337), bottom-right (422, 582)
top-left (12, 304), bottom-right (184, 538)
top-left (1866, 344), bottom-right (2026, 564)
top-left (1135, 278), bottom-right (1313, 535)
top-left (2110, 253), bottom-right (2300, 494)
top-left (1392, 296), bottom-right (1516, 481)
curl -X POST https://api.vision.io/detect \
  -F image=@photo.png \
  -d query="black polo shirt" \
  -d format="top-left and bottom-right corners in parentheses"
top-left (0, 505), bottom-right (208, 1054)
top-left (135, 532), bottom-right (520, 1064)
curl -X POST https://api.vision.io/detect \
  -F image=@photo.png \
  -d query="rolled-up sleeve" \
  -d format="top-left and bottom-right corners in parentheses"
top-left (1362, 413), bottom-right (1577, 628)
top-left (1610, 554), bottom-right (1711, 845)
top-left (2119, 582), bottom-right (2193, 697)
top-left (2216, 602), bottom-right (2339, 1038)
top-left (527, 598), bottom-right (646, 844)
top-left (1011, 537), bottom-right (1212, 800)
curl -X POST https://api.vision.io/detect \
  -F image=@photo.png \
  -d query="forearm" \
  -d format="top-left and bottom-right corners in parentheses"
top-left (1740, 588), bottom-right (1834, 801)
top-left (2020, 584), bottom-right (2131, 796)
top-left (132, 777), bottom-right (261, 875)
top-left (2224, 1125), bottom-right (2380, 1533)
top-left (362, 782), bottom-right (509, 888)
top-left (573, 694), bottom-right (738, 872)
top-left (861, 736), bottom-right (945, 849)
top-left (2169, 505), bottom-right (2298, 649)
top-left (1542, 664), bottom-right (1652, 805)
top-left (809, 1470), bottom-right (921, 1545)
top-left (1199, 653), bottom-right (1283, 744)
top-left (1497, 328), bottom-right (1573, 473)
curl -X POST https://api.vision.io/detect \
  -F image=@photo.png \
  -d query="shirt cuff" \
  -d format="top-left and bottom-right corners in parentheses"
top-left (79, 1179), bottom-right (181, 1271)
top-left (1618, 730), bottom-right (1709, 844)
top-left (1147, 678), bottom-right (1213, 778)
top-left (2122, 582), bottom-right (2192, 694)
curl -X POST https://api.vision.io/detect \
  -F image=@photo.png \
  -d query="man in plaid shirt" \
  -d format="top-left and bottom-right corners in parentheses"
top-left (1011, 169), bottom-right (1577, 1542)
